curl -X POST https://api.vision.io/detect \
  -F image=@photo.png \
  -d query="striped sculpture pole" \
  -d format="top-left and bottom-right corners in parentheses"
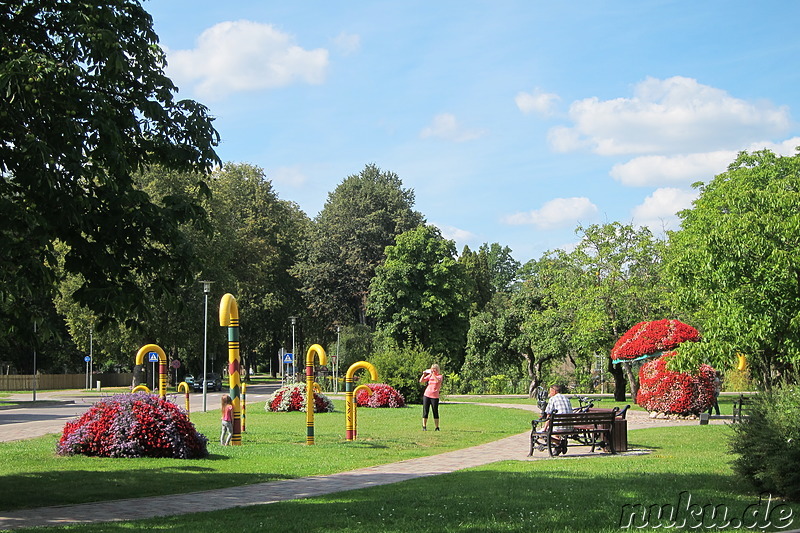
top-left (305, 344), bottom-right (328, 445)
top-left (134, 344), bottom-right (168, 399)
top-left (219, 294), bottom-right (242, 445)
top-left (351, 384), bottom-right (373, 441)
top-left (345, 361), bottom-right (378, 441)
top-left (178, 382), bottom-right (191, 415)
top-left (241, 382), bottom-right (247, 433)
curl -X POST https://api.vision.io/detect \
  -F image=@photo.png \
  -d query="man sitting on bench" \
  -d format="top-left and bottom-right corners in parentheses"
top-left (535, 384), bottom-right (573, 452)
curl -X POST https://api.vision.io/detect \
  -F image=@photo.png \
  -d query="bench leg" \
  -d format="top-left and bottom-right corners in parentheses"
top-left (548, 436), bottom-right (567, 457)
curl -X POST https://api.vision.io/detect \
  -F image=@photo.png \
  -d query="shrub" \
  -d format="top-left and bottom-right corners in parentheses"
top-left (730, 386), bottom-right (800, 501)
top-left (57, 393), bottom-right (208, 459)
top-left (355, 383), bottom-right (405, 408)
top-left (265, 383), bottom-right (335, 413)
top-left (637, 353), bottom-right (715, 414)
top-left (367, 342), bottom-right (435, 404)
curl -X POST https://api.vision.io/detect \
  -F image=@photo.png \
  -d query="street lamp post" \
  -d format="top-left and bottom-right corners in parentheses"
top-left (289, 316), bottom-right (297, 382)
top-left (32, 321), bottom-right (37, 402)
top-left (200, 281), bottom-right (214, 412)
top-left (335, 325), bottom-right (341, 393)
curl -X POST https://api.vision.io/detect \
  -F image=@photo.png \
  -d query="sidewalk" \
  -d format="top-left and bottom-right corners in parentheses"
top-left (0, 403), bottom-right (715, 530)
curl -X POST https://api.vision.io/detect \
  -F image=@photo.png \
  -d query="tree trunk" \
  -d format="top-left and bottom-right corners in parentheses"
top-left (622, 361), bottom-right (639, 403)
top-left (609, 358), bottom-right (627, 401)
top-left (523, 352), bottom-right (540, 398)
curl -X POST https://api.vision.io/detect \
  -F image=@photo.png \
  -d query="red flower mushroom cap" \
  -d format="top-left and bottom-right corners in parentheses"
top-left (610, 319), bottom-right (700, 364)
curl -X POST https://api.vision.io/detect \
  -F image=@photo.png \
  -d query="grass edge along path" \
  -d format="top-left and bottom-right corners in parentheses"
top-left (0, 401), bottom-right (531, 511)
top-left (6, 425), bottom-right (799, 532)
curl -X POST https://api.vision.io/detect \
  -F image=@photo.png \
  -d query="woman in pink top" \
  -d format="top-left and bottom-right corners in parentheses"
top-left (220, 394), bottom-right (233, 445)
top-left (419, 364), bottom-right (443, 431)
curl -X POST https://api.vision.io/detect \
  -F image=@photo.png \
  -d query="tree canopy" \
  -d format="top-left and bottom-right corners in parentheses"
top-left (294, 164), bottom-right (424, 327)
top-left (667, 149), bottom-right (800, 388)
top-left (0, 0), bottom-right (220, 340)
top-left (367, 225), bottom-right (469, 367)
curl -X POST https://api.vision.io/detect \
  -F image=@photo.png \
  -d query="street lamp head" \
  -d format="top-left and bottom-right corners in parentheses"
top-left (199, 280), bottom-right (214, 294)
top-left (289, 316), bottom-right (297, 326)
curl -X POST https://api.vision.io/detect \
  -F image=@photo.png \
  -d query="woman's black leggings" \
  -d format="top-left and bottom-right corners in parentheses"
top-left (422, 395), bottom-right (439, 419)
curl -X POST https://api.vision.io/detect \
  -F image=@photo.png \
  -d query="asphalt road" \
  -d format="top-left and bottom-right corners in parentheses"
top-left (0, 382), bottom-right (282, 442)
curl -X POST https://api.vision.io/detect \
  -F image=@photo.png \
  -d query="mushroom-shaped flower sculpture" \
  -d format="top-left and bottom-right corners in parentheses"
top-left (610, 319), bottom-right (700, 363)
top-left (611, 319), bottom-right (714, 415)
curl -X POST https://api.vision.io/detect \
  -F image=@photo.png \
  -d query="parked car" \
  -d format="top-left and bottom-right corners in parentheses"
top-left (183, 374), bottom-right (196, 389)
top-left (193, 373), bottom-right (223, 392)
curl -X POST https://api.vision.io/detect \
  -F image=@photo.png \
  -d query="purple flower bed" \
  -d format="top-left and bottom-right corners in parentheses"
top-left (57, 393), bottom-right (208, 459)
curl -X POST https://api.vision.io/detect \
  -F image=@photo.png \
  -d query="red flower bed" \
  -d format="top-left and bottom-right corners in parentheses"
top-left (57, 393), bottom-right (208, 458)
top-left (355, 383), bottom-right (405, 408)
top-left (611, 319), bottom-right (700, 362)
top-left (265, 383), bottom-right (335, 412)
top-left (636, 353), bottom-right (716, 414)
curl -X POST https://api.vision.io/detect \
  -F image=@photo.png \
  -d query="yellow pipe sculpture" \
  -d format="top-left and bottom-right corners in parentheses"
top-left (134, 344), bottom-right (167, 399)
top-left (351, 384), bottom-right (373, 441)
top-left (219, 293), bottom-right (242, 445)
top-left (345, 361), bottom-right (378, 441)
top-left (177, 382), bottom-right (191, 414)
top-left (305, 344), bottom-right (328, 445)
top-left (131, 385), bottom-right (150, 394)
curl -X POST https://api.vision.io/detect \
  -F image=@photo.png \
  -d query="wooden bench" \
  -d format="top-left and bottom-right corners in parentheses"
top-left (699, 394), bottom-right (752, 424)
top-left (529, 409), bottom-right (618, 457)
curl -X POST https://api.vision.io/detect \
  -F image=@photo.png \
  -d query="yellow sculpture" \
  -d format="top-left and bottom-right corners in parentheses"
top-left (305, 344), bottom-right (328, 445)
top-left (219, 294), bottom-right (242, 445)
top-left (134, 344), bottom-right (167, 399)
top-left (345, 361), bottom-right (378, 441)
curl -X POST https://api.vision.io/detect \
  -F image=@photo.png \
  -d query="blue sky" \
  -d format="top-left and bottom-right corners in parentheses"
top-left (146, 1), bottom-right (800, 263)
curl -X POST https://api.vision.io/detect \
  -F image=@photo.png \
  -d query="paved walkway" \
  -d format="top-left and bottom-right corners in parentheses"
top-left (0, 401), bottom-right (716, 530)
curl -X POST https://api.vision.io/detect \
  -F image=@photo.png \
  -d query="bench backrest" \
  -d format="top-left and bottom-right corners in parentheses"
top-left (548, 410), bottom-right (617, 428)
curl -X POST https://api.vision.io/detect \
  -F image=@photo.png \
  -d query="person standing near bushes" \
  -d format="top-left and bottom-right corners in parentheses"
top-left (420, 364), bottom-right (443, 431)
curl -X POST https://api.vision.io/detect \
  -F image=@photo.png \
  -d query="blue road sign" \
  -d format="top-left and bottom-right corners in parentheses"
top-left (148, 351), bottom-right (159, 362)
top-left (84, 356), bottom-right (91, 362)
top-left (283, 352), bottom-right (294, 364)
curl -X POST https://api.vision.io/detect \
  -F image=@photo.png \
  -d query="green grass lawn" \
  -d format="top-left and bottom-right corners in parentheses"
top-left (0, 400), bottom-right (530, 511)
top-left (11, 424), bottom-right (799, 532)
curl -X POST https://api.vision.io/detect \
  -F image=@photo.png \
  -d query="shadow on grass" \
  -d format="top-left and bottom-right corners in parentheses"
top-left (60, 468), bottom-right (799, 533)
top-left (0, 468), bottom-right (293, 512)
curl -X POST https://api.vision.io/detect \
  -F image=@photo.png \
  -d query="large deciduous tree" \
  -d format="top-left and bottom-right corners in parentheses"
top-left (667, 149), bottom-right (800, 389)
top-left (0, 0), bottom-right (220, 342)
top-left (367, 225), bottom-right (469, 368)
top-left (293, 164), bottom-right (424, 328)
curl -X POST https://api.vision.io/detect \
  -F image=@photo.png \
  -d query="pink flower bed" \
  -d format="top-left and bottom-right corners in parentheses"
top-left (57, 393), bottom-right (208, 458)
top-left (265, 383), bottom-right (335, 413)
top-left (637, 353), bottom-right (716, 414)
top-left (355, 383), bottom-right (405, 408)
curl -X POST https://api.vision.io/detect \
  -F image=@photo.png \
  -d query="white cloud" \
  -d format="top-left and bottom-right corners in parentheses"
top-left (420, 113), bottom-right (486, 142)
top-left (631, 187), bottom-right (698, 234)
top-left (503, 197), bottom-right (599, 229)
top-left (332, 32), bottom-right (360, 55)
top-left (433, 223), bottom-right (478, 247)
top-left (610, 136), bottom-right (800, 187)
top-left (550, 76), bottom-right (790, 156)
top-left (515, 89), bottom-right (560, 117)
top-left (166, 20), bottom-right (329, 99)
top-left (270, 166), bottom-right (308, 187)
top-left (610, 151), bottom-right (734, 187)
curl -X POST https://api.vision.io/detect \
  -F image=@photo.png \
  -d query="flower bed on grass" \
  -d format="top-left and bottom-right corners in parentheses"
top-left (355, 383), bottom-right (405, 408)
top-left (637, 352), bottom-right (716, 415)
top-left (265, 383), bottom-right (335, 412)
top-left (57, 393), bottom-right (208, 458)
